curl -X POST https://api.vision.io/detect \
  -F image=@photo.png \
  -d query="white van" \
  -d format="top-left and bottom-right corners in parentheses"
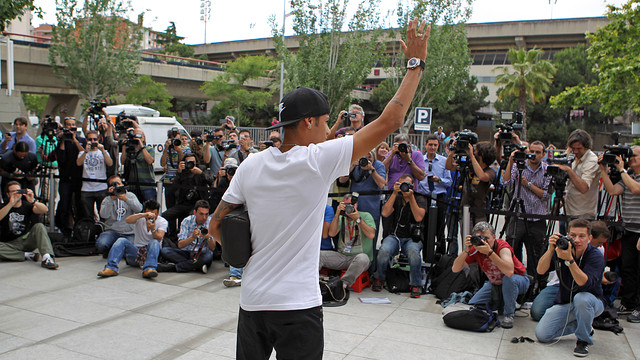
top-left (105, 104), bottom-right (160, 118)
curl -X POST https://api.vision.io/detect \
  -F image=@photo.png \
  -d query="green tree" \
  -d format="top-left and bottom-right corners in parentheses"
top-left (551, 0), bottom-right (640, 119)
top-left (21, 93), bottom-right (49, 118)
top-left (156, 21), bottom-right (184, 46)
top-left (49, 0), bottom-right (142, 101)
top-left (494, 48), bottom-right (556, 140)
top-left (270, 0), bottom-right (389, 121)
top-left (370, 0), bottom-right (474, 133)
top-left (1, 0), bottom-right (41, 32)
top-left (201, 55), bottom-right (277, 127)
top-left (125, 75), bottom-right (175, 117)
top-left (436, 76), bottom-right (489, 131)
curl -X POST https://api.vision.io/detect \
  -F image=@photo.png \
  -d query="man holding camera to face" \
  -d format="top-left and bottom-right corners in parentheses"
top-left (95, 175), bottom-right (143, 255)
top-left (599, 145), bottom-right (640, 321)
top-left (206, 127), bottom-right (227, 174)
top-left (120, 127), bottom-right (156, 202)
top-left (77, 130), bottom-right (113, 220)
top-left (230, 130), bottom-right (258, 165)
top-left (0, 141), bottom-right (38, 198)
top-left (161, 127), bottom-right (187, 209)
top-left (373, 174), bottom-right (427, 298)
top-left (82, 107), bottom-right (117, 176)
top-left (320, 193), bottom-right (376, 288)
top-left (159, 200), bottom-right (214, 273)
top-left (452, 221), bottom-right (529, 329)
top-left (535, 219), bottom-right (605, 357)
top-left (384, 134), bottom-right (426, 190)
top-left (328, 104), bottom-right (365, 140)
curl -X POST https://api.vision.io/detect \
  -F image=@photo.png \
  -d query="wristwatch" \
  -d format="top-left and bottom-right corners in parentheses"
top-left (407, 57), bottom-right (426, 71)
top-left (407, 160), bottom-right (413, 165)
top-left (527, 181), bottom-right (532, 189)
top-left (621, 169), bottom-right (628, 174)
top-left (355, 218), bottom-right (361, 225)
top-left (564, 259), bottom-right (575, 266)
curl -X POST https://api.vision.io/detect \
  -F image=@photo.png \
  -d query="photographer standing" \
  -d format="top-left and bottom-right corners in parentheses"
top-left (230, 130), bottom-right (258, 165)
top-left (384, 134), bottom-right (426, 189)
top-left (372, 174), bottom-right (427, 298)
top-left (207, 127), bottom-right (227, 175)
top-left (0, 117), bottom-right (36, 154)
top-left (160, 128), bottom-right (186, 209)
top-left (120, 127), bottom-right (156, 202)
top-left (599, 146), bottom-right (640, 321)
top-left (535, 219), bottom-right (605, 357)
top-left (76, 130), bottom-right (113, 219)
top-left (82, 107), bottom-right (117, 176)
top-left (501, 141), bottom-right (551, 280)
top-left (558, 129), bottom-right (599, 220)
top-left (328, 104), bottom-right (365, 139)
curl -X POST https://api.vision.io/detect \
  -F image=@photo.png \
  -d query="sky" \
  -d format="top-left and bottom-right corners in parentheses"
top-left (31, 0), bottom-right (628, 45)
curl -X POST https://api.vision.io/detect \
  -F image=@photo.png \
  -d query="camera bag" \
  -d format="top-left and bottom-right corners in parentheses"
top-left (320, 276), bottom-right (349, 307)
top-left (221, 206), bottom-right (252, 268)
top-left (442, 304), bottom-right (499, 332)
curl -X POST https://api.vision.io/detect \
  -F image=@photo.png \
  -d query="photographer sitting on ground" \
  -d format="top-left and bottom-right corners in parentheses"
top-left (95, 175), bottom-right (143, 255)
top-left (452, 221), bottom-right (529, 329)
top-left (535, 219), bottom-right (605, 357)
top-left (320, 193), bottom-right (376, 289)
top-left (120, 127), bottom-right (156, 202)
top-left (159, 200), bottom-right (214, 273)
top-left (97, 199), bottom-right (167, 279)
top-left (372, 174), bottom-right (427, 298)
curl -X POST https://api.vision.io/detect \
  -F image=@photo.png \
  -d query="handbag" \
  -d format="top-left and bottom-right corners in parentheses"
top-left (320, 276), bottom-right (349, 307)
top-left (221, 206), bottom-right (252, 268)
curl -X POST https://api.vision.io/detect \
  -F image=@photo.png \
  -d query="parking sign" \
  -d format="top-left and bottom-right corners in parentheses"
top-left (414, 107), bottom-right (432, 131)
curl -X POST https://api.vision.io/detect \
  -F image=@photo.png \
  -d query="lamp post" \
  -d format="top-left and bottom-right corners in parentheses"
top-left (279, 0), bottom-right (287, 102)
top-left (200, 0), bottom-right (211, 43)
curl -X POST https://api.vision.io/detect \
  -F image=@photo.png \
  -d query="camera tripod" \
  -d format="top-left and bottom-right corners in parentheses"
top-left (442, 159), bottom-right (474, 255)
top-left (499, 161), bottom-right (529, 241)
top-left (545, 174), bottom-right (568, 240)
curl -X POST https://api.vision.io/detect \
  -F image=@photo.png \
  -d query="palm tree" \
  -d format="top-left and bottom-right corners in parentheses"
top-left (494, 48), bottom-right (556, 140)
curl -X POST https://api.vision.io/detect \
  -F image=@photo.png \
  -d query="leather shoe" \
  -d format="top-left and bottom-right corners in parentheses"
top-left (142, 269), bottom-right (158, 279)
top-left (98, 268), bottom-right (118, 277)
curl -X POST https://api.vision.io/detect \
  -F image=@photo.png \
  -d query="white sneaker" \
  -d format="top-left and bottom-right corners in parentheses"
top-left (201, 265), bottom-right (208, 274)
top-left (223, 277), bottom-right (242, 287)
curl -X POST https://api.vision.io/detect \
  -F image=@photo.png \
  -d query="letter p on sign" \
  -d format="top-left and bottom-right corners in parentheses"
top-left (414, 107), bottom-right (432, 132)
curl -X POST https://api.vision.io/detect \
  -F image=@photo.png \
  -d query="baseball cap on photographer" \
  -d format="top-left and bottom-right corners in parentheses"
top-left (224, 158), bottom-right (239, 169)
top-left (267, 87), bottom-right (331, 130)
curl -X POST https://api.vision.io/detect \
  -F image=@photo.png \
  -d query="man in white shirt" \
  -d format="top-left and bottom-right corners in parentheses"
top-left (77, 130), bottom-right (113, 220)
top-left (209, 19), bottom-right (431, 360)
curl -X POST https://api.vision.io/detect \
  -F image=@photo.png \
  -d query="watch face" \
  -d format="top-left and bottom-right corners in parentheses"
top-left (408, 58), bottom-right (418, 67)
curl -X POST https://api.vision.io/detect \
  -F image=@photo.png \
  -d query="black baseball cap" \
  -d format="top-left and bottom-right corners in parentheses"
top-left (267, 87), bottom-right (330, 130)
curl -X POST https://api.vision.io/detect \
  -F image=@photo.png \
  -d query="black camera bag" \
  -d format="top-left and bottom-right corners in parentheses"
top-left (221, 206), bottom-right (252, 268)
top-left (320, 276), bottom-right (349, 307)
top-left (442, 304), bottom-right (499, 332)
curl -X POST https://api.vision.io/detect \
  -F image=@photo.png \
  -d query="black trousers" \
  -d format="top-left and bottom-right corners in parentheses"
top-left (621, 229), bottom-right (640, 309)
top-left (506, 219), bottom-right (546, 277)
top-left (237, 306), bottom-right (323, 360)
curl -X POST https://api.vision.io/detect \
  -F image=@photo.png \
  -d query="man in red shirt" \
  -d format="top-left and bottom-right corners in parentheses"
top-left (452, 221), bottom-right (529, 328)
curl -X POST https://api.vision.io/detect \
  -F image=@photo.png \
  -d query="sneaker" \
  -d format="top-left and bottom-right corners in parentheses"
top-left (142, 269), bottom-right (158, 279)
top-left (41, 257), bottom-right (59, 270)
top-left (223, 277), bottom-right (241, 287)
top-left (156, 263), bottom-right (177, 272)
top-left (201, 264), bottom-right (208, 274)
top-left (628, 309), bottom-right (640, 323)
top-left (97, 268), bottom-right (118, 277)
top-left (410, 286), bottom-right (421, 298)
top-left (502, 314), bottom-right (514, 329)
top-left (617, 304), bottom-right (633, 315)
top-left (573, 340), bottom-right (589, 357)
top-left (26, 252), bottom-right (40, 262)
top-left (372, 278), bottom-right (384, 292)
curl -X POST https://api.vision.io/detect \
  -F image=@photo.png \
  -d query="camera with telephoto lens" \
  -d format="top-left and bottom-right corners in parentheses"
top-left (62, 127), bottom-right (77, 141)
top-left (469, 234), bottom-right (487, 247)
top-left (359, 157), bottom-right (369, 168)
top-left (198, 226), bottom-right (208, 236)
top-left (89, 99), bottom-right (107, 115)
top-left (225, 166), bottom-right (237, 176)
top-left (399, 182), bottom-right (414, 192)
top-left (556, 235), bottom-right (575, 250)
top-left (171, 138), bottom-right (181, 147)
top-left (110, 185), bottom-right (126, 196)
top-left (341, 112), bottom-right (357, 120)
top-left (396, 142), bottom-right (409, 155)
top-left (454, 129), bottom-right (479, 153)
top-left (185, 160), bottom-right (196, 170)
top-left (42, 115), bottom-right (58, 138)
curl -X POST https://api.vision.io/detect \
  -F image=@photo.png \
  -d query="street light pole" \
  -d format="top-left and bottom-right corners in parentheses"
top-left (279, 0), bottom-right (286, 102)
top-left (200, 0), bottom-right (211, 43)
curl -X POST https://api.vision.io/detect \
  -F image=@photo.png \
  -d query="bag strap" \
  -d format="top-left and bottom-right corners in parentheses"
top-left (320, 279), bottom-right (347, 302)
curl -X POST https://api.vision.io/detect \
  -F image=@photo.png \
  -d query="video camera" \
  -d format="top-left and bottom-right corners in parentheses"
top-left (547, 152), bottom-right (575, 166)
top-left (341, 112), bottom-right (357, 121)
top-left (512, 144), bottom-right (536, 163)
top-left (600, 144), bottom-right (633, 167)
top-left (452, 129), bottom-right (478, 153)
top-left (204, 130), bottom-right (220, 143)
top-left (62, 127), bottom-right (77, 141)
top-left (114, 111), bottom-right (137, 134)
top-left (41, 115), bottom-right (58, 138)
top-left (89, 99), bottom-right (107, 115)
top-left (219, 140), bottom-right (235, 151)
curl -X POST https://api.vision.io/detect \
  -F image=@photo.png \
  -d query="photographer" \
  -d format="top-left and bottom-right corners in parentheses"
top-left (82, 107), bottom-right (117, 175)
top-left (95, 175), bottom-right (142, 255)
top-left (328, 104), bottom-right (365, 140)
top-left (0, 141), bottom-right (38, 197)
top-left (0, 181), bottom-right (59, 269)
top-left (35, 118), bottom-right (58, 168)
top-left (501, 141), bottom-right (551, 278)
top-left (383, 134), bottom-right (426, 189)
top-left (189, 130), bottom-right (211, 167)
top-left (452, 221), bottom-right (528, 329)
top-left (210, 158), bottom-right (238, 210)
top-left (161, 153), bottom-right (212, 235)
top-left (599, 145), bottom-right (640, 321)
top-left (446, 140), bottom-right (497, 225)
top-left (207, 127), bottom-right (227, 175)
top-left (230, 130), bottom-right (258, 164)
top-left (0, 117), bottom-right (36, 154)
top-left (97, 199), bottom-right (167, 279)
top-left (120, 127), bottom-right (156, 202)
top-left (54, 117), bottom-right (86, 235)
top-left (320, 193), bottom-right (376, 288)
top-left (159, 200), bottom-right (214, 273)
top-left (535, 219), bottom-right (605, 357)
top-left (372, 174), bottom-right (427, 299)
top-left (76, 130), bottom-right (113, 219)
top-left (160, 128), bottom-right (186, 209)
top-left (559, 129), bottom-right (600, 220)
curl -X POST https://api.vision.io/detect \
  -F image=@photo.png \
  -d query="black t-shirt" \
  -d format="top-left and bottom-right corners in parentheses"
top-left (55, 137), bottom-right (86, 183)
top-left (0, 201), bottom-right (35, 242)
top-left (0, 150), bottom-right (39, 189)
top-left (389, 193), bottom-right (427, 238)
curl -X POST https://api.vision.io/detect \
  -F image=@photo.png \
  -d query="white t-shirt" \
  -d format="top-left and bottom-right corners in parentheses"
top-left (223, 136), bottom-right (353, 311)
top-left (133, 215), bottom-right (168, 247)
top-left (78, 150), bottom-right (108, 192)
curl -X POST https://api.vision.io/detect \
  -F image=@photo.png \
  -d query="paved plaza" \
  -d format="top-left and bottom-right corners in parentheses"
top-left (1, 255), bottom-right (639, 360)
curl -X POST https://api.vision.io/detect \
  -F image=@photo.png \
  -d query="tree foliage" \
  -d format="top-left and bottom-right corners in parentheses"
top-left (125, 75), bottom-right (175, 117)
top-left (49, 0), bottom-right (142, 101)
top-left (156, 21), bottom-right (194, 58)
top-left (370, 0), bottom-right (474, 133)
top-left (436, 76), bottom-right (489, 131)
top-left (494, 48), bottom-right (556, 140)
top-left (0, 0), bottom-right (41, 32)
top-left (22, 93), bottom-right (49, 118)
top-left (201, 55), bottom-right (277, 127)
top-left (551, 0), bottom-right (640, 118)
top-left (271, 0), bottom-right (389, 122)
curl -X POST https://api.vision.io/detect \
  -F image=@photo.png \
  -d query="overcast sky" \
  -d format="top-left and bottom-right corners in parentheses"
top-left (32, 0), bottom-right (627, 45)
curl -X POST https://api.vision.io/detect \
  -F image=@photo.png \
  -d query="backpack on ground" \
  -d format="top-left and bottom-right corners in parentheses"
top-left (320, 276), bottom-right (349, 307)
top-left (385, 266), bottom-right (411, 293)
top-left (429, 254), bottom-right (480, 300)
top-left (442, 304), bottom-right (499, 332)
top-left (52, 218), bottom-right (101, 257)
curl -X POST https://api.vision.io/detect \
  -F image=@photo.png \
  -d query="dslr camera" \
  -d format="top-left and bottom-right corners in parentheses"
top-left (220, 140), bottom-right (235, 151)
top-left (197, 226), bottom-right (208, 236)
top-left (399, 182), bottom-right (414, 193)
top-left (556, 235), bottom-right (575, 250)
top-left (110, 185), bottom-right (126, 196)
top-left (396, 142), bottom-right (409, 154)
top-left (469, 234), bottom-right (487, 247)
top-left (185, 160), bottom-right (196, 170)
top-left (62, 127), bottom-right (77, 141)
top-left (358, 157), bottom-right (369, 168)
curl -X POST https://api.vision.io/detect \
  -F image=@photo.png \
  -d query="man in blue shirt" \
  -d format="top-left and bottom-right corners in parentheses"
top-left (535, 219), bottom-right (605, 357)
top-left (0, 117), bottom-right (36, 154)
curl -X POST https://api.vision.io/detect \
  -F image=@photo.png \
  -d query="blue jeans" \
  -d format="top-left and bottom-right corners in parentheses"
top-left (375, 235), bottom-right (423, 286)
top-left (105, 237), bottom-right (160, 272)
top-left (140, 187), bottom-right (157, 203)
top-left (160, 247), bottom-right (213, 272)
top-left (531, 284), bottom-right (559, 321)
top-left (469, 274), bottom-right (530, 316)
top-left (96, 231), bottom-right (134, 254)
top-left (229, 266), bottom-right (243, 278)
top-left (535, 292), bottom-right (604, 345)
